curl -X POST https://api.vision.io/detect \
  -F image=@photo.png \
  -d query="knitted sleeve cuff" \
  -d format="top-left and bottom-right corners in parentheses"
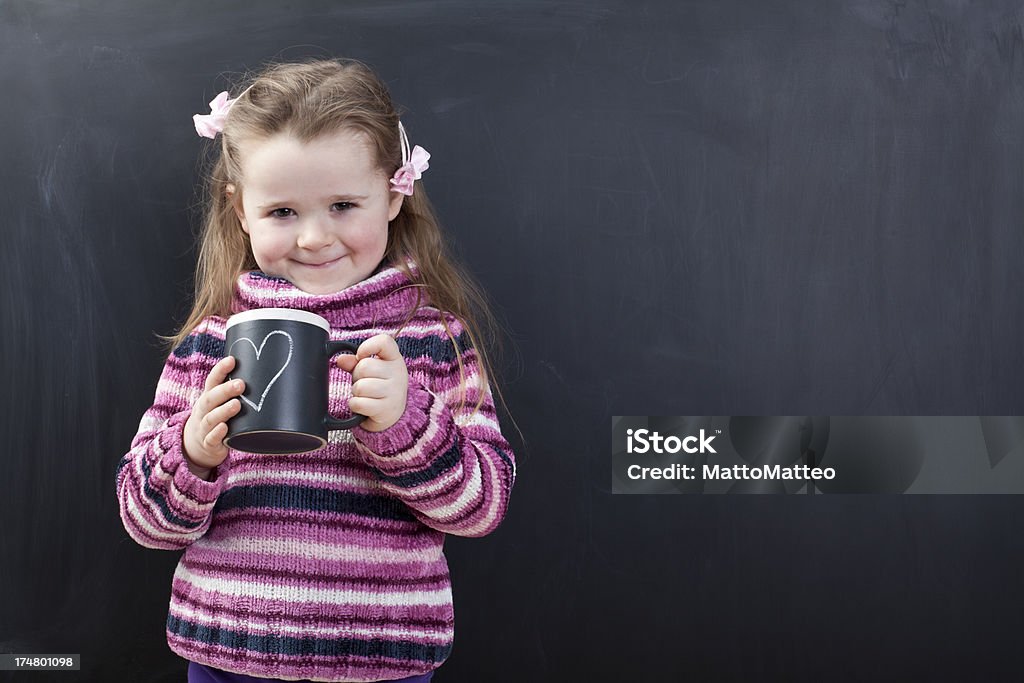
top-left (351, 374), bottom-right (440, 462)
top-left (156, 409), bottom-right (229, 509)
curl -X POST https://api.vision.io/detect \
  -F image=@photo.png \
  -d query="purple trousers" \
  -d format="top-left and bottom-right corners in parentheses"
top-left (187, 661), bottom-right (434, 683)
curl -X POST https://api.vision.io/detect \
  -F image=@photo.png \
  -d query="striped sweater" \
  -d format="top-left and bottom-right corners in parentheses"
top-left (116, 260), bottom-right (516, 682)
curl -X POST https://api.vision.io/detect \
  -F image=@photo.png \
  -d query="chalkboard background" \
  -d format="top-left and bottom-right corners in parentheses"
top-left (3, 0), bottom-right (1024, 680)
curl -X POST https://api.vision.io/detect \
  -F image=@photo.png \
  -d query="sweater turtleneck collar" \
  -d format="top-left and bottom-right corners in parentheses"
top-left (230, 258), bottom-right (425, 330)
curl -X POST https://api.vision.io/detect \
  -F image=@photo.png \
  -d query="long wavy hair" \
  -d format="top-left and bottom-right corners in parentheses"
top-left (159, 57), bottom-right (514, 423)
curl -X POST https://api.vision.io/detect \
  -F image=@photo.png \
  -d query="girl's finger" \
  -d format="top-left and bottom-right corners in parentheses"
top-left (335, 353), bottom-right (358, 372)
top-left (200, 370), bottom-right (243, 418)
top-left (203, 422), bottom-right (226, 448)
top-left (356, 334), bottom-right (400, 362)
top-left (214, 378), bottom-right (245, 406)
top-left (346, 395), bottom-right (374, 418)
top-left (210, 398), bottom-right (242, 424)
top-left (351, 357), bottom-right (389, 382)
top-left (206, 355), bottom-right (236, 392)
top-left (352, 377), bottom-right (389, 400)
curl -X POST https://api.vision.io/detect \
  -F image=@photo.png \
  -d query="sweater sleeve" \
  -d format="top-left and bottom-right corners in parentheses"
top-left (116, 318), bottom-right (230, 550)
top-left (351, 314), bottom-right (516, 538)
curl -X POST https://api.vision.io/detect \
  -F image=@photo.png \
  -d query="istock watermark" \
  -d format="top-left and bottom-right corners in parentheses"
top-left (626, 428), bottom-right (717, 454)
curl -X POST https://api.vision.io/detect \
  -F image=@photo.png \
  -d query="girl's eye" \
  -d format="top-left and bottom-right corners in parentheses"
top-left (269, 203), bottom-right (353, 219)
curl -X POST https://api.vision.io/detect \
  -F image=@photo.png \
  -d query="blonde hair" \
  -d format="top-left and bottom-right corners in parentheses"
top-left (159, 57), bottom-right (514, 423)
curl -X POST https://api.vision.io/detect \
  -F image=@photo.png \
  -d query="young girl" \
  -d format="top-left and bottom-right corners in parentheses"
top-left (116, 58), bottom-right (517, 683)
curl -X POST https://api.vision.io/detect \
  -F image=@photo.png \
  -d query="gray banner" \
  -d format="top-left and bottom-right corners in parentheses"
top-left (0, 654), bottom-right (80, 671)
top-left (612, 416), bottom-right (1024, 493)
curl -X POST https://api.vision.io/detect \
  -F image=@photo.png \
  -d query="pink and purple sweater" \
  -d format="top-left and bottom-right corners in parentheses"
top-left (116, 260), bottom-right (516, 682)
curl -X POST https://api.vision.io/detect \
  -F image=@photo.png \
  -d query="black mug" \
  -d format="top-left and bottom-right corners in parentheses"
top-left (223, 307), bottom-right (365, 454)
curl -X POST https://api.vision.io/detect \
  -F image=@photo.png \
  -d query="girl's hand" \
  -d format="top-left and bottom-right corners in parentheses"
top-left (182, 355), bottom-right (245, 479)
top-left (335, 334), bottom-right (408, 432)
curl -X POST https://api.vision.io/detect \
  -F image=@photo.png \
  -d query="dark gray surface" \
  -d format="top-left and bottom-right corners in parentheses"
top-left (3, 1), bottom-right (1024, 680)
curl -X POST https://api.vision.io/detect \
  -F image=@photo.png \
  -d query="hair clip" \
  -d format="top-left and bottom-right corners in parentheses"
top-left (193, 91), bottom-right (236, 138)
top-left (390, 122), bottom-right (430, 196)
top-left (193, 85), bottom-right (254, 138)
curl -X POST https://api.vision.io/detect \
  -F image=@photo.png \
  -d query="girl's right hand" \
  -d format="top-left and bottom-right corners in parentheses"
top-left (183, 355), bottom-right (245, 478)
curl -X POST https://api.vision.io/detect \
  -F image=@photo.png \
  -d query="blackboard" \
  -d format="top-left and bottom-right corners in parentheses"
top-left (3, 0), bottom-right (1024, 680)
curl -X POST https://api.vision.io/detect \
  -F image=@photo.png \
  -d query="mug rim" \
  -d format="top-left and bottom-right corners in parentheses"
top-left (226, 307), bottom-right (329, 332)
top-left (225, 428), bottom-right (327, 454)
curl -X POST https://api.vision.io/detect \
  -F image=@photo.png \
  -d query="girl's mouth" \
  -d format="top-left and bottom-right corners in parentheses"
top-left (301, 256), bottom-right (343, 269)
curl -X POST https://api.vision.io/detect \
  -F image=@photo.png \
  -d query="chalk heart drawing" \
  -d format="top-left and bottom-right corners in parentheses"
top-left (227, 330), bottom-right (294, 412)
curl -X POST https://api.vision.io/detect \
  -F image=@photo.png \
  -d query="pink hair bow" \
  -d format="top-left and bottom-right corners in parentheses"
top-left (390, 146), bottom-right (430, 196)
top-left (193, 90), bottom-right (239, 138)
top-left (390, 122), bottom-right (430, 196)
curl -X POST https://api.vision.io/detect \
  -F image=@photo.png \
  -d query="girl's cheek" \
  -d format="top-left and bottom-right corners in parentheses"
top-left (353, 223), bottom-right (388, 247)
top-left (256, 233), bottom-right (290, 256)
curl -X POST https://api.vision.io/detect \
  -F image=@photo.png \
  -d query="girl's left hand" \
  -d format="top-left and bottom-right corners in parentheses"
top-left (335, 333), bottom-right (408, 432)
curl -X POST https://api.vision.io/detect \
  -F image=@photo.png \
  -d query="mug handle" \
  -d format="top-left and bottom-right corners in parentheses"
top-left (325, 340), bottom-right (368, 430)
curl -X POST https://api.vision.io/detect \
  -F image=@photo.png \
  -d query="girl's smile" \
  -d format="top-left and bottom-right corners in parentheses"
top-left (298, 255), bottom-right (344, 268)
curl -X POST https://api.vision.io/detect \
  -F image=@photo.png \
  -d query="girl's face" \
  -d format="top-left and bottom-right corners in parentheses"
top-left (227, 128), bottom-right (403, 295)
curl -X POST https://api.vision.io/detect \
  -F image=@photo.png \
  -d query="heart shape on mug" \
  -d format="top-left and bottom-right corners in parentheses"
top-left (227, 330), bottom-right (294, 412)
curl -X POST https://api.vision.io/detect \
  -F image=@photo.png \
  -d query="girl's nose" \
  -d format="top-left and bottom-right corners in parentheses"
top-left (296, 218), bottom-right (334, 250)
